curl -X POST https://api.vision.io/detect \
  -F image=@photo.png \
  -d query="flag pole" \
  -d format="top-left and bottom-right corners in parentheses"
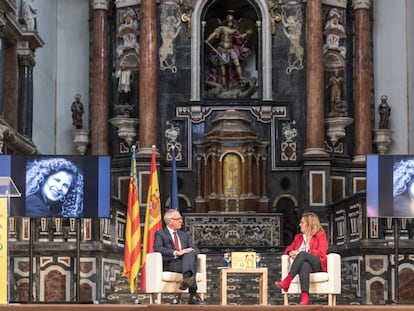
top-left (170, 143), bottom-right (179, 210)
top-left (123, 144), bottom-right (142, 296)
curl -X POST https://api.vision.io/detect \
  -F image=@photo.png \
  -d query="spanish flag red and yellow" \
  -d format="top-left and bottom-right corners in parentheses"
top-left (140, 145), bottom-right (163, 292)
top-left (122, 145), bottom-right (141, 294)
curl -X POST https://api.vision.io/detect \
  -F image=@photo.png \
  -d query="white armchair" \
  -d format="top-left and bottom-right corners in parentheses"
top-left (145, 252), bottom-right (207, 304)
top-left (280, 253), bottom-right (341, 306)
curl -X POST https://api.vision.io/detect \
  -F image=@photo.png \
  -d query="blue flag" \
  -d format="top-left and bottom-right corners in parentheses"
top-left (170, 146), bottom-right (179, 210)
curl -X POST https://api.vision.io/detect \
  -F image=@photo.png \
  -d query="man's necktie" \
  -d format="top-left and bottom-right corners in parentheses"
top-left (173, 231), bottom-right (180, 251)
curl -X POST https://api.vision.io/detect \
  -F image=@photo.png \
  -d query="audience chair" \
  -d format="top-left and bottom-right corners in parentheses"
top-left (280, 252), bottom-right (341, 306)
top-left (145, 252), bottom-right (207, 304)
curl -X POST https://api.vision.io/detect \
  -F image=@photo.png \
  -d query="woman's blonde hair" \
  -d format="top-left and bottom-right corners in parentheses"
top-left (301, 212), bottom-right (324, 236)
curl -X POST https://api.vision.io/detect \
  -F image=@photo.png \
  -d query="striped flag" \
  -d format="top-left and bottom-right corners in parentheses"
top-left (140, 145), bottom-right (163, 292)
top-left (122, 145), bottom-right (141, 294)
top-left (170, 146), bottom-right (179, 210)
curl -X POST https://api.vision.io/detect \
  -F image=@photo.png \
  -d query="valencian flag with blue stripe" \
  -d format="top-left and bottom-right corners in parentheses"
top-left (122, 145), bottom-right (141, 294)
top-left (170, 145), bottom-right (179, 210)
top-left (140, 145), bottom-right (163, 291)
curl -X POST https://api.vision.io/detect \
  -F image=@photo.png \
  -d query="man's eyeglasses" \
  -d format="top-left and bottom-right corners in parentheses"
top-left (171, 217), bottom-right (183, 221)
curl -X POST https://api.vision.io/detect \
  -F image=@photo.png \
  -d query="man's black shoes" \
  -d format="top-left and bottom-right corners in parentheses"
top-left (188, 294), bottom-right (206, 305)
top-left (179, 276), bottom-right (196, 290)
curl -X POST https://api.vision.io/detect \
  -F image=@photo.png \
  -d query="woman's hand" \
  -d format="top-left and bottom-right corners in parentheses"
top-left (288, 250), bottom-right (299, 259)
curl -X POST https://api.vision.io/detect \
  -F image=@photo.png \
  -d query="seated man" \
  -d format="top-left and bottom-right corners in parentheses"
top-left (154, 209), bottom-right (206, 305)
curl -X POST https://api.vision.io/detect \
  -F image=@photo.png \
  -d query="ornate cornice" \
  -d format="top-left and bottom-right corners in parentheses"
top-left (93, 0), bottom-right (109, 10)
top-left (0, 118), bottom-right (38, 155)
top-left (352, 0), bottom-right (371, 10)
top-left (323, 0), bottom-right (348, 9)
top-left (115, 0), bottom-right (140, 8)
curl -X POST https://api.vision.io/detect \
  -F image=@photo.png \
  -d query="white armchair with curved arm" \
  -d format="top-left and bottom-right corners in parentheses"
top-left (280, 252), bottom-right (341, 306)
top-left (145, 252), bottom-right (207, 304)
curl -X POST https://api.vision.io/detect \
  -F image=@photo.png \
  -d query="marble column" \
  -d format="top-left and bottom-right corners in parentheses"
top-left (91, 0), bottom-right (110, 155)
top-left (17, 52), bottom-right (34, 138)
top-left (247, 151), bottom-right (253, 195)
top-left (353, 0), bottom-right (372, 162)
top-left (304, 0), bottom-right (327, 157)
top-left (2, 44), bottom-right (18, 128)
top-left (196, 155), bottom-right (202, 198)
top-left (211, 151), bottom-right (217, 195)
top-left (139, 0), bottom-right (157, 150)
top-left (261, 156), bottom-right (267, 198)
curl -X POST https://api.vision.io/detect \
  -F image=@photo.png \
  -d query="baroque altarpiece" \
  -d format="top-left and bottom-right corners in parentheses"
top-left (3, 0), bottom-right (414, 305)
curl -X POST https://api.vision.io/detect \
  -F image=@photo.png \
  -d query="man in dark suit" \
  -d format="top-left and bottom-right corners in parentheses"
top-left (154, 209), bottom-right (206, 304)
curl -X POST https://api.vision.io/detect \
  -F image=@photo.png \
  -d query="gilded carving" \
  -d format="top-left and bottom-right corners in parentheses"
top-left (223, 154), bottom-right (241, 198)
top-left (179, 0), bottom-right (197, 36)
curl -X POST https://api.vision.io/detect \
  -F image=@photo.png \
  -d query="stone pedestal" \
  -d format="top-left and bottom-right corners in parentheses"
top-left (109, 116), bottom-right (139, 146)
top-left (373, 128), bottom-right (392, 154)
top-left (325, 116), bottom-right (353, 145)
top-left (72, 128), bottom-right (90, 155)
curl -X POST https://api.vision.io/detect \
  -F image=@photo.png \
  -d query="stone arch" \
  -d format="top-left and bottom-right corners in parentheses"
top-left (272, 194), bottom-right (299, 245)
top-left (165, 193), bottom-right (193, 211)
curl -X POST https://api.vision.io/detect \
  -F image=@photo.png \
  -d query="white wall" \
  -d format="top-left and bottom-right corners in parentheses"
top-left (32, 0), bottom-right (57, 154)
top-left (407, 0), bottom-right (414, 153)
top-left (373, 0), bottom-right (414, 154)
top-left (32, 0), bottom-right (90, 154)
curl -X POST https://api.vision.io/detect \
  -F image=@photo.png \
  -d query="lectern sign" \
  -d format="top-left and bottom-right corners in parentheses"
top-left (0, 198), bottom-right (7, 304)
top-left (0, 177), bottom-right (21, 304)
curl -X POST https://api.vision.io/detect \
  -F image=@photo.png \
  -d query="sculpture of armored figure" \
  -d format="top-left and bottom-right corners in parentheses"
top-left (205, 13), bottom-right (254, 90)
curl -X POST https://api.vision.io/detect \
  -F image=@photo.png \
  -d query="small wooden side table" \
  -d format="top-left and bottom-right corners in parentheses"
top-left (220, 267), bottom-right (268, 305)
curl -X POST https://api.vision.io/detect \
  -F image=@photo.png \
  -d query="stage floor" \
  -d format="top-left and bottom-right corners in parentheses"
top-left (1, 304), bottom-right (414, 311)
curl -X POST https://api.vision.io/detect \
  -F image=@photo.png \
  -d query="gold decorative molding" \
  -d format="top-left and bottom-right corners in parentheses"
top-left (179, 0), bottom-right (196, 36)
top-left (0, 118), bottom-right (38, 154)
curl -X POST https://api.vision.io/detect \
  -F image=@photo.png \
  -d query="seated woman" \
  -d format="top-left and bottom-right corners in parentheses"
top-left (25, 158), bottom-right (84, 217)
top-left (275, 212), bottom-right (328, 305)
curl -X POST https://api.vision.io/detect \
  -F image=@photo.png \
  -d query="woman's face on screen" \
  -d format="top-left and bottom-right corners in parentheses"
top-left (42, 171), bottom-right (73, 202)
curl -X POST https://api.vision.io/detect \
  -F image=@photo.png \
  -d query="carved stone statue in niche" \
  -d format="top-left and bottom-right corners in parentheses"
top-left (323, 8), bottom-right (346, 71)
top-left (327, 71), bottom-right (348, 117)
top-left (115, 62), bottom-right (132, 105)
top-left (378, 95), bottom-right (391, 129)
top-left (204, 12), bottom-right (257, 98)
top-left (116, 7), bottom-right (140, 69)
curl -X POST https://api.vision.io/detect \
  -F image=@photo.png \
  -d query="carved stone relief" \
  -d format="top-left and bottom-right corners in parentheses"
top-left (116, 7), bottom-right (140, 70)
top-left (159, 2), bottom-right (182, 73)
